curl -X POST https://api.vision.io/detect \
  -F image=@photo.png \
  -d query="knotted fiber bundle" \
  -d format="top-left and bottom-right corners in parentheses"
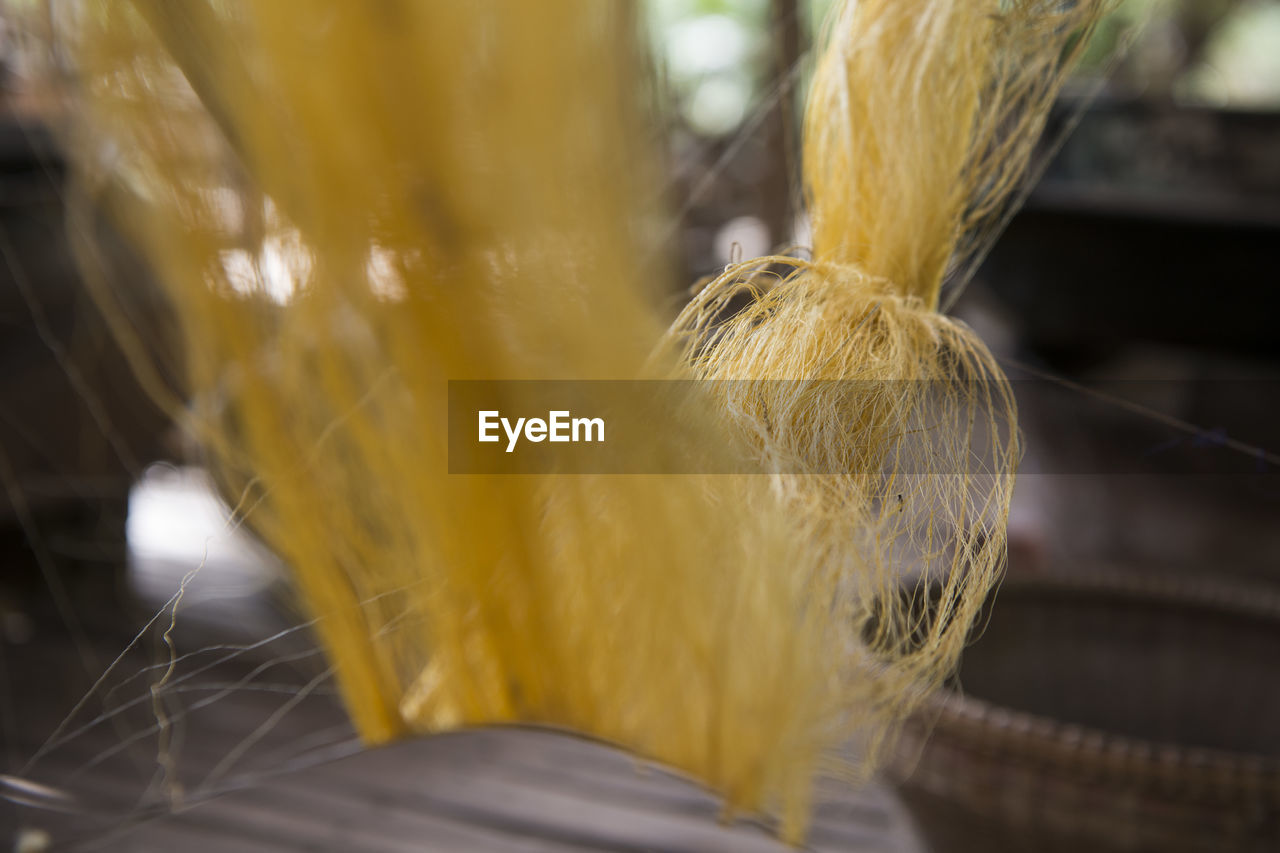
top-left (65, 0), bottom-right (1104, 841)
top-left (665, 0), bottom-right (1105, 746)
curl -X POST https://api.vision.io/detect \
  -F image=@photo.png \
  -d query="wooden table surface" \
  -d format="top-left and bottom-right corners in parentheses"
top-left (2, 470), bottom-right (921, 853)
top-left (86, 729), bottom-right (918, 853)
top-left (8, 641), bottom-right (919, 853)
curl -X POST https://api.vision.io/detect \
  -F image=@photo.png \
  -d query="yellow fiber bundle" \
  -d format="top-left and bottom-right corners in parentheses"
top-left (70, 0), bottom-right (840, 836)
top-left (665, 0), bottom-right (1105, 750)
top-left (64, 0), bottom-right (1104, 841)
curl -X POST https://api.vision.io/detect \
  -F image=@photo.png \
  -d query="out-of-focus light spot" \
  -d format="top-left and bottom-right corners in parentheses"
top-left (219, 248), bottom-right (256, 296)
top-left (1182, 3), bottom-right (1280, 107)
top-left (127, 465), bottom-right (277, 606)
top-left (259, 230), bottom-right (308, 303)
top-left (200, 186), bottom-right (245, 235)
top-left (217, 229), bottom-right (310, 304)
top-left (666, 15), bottom-right (750, 78)
top-left (366, 245), bottom-right (407, 302)
top-left (714, 215), bottom-right (770, 264)
top-left (684, 74), bottom-right (751, 137)
top-left (14, 827), bottom-right (51, 853)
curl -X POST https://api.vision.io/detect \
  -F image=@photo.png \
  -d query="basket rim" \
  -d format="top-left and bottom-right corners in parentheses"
top-left (914, 570), bottom-right (1280, 792)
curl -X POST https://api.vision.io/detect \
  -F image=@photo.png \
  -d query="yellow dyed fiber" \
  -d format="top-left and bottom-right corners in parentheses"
top-left (64, 0), bottom-right (1105, 841)
top-left (663, 0), bottom-right (1106, 756)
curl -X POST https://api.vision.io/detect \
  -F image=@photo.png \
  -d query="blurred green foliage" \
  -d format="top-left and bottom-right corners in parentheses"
top-left (1081, 0), bottom-right (1280, 106)
top-left (648, 0), bottom-right (1280, 142)
top-left (646, 0), bottom-right (775, 135)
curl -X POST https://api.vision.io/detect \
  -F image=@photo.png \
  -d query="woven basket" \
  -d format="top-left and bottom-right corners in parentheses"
top-left (889, 574), bottom-right (1280, 852)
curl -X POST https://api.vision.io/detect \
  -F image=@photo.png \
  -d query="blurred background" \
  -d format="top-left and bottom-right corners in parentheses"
top-left (1, 1), bottom-right (1278, 851)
